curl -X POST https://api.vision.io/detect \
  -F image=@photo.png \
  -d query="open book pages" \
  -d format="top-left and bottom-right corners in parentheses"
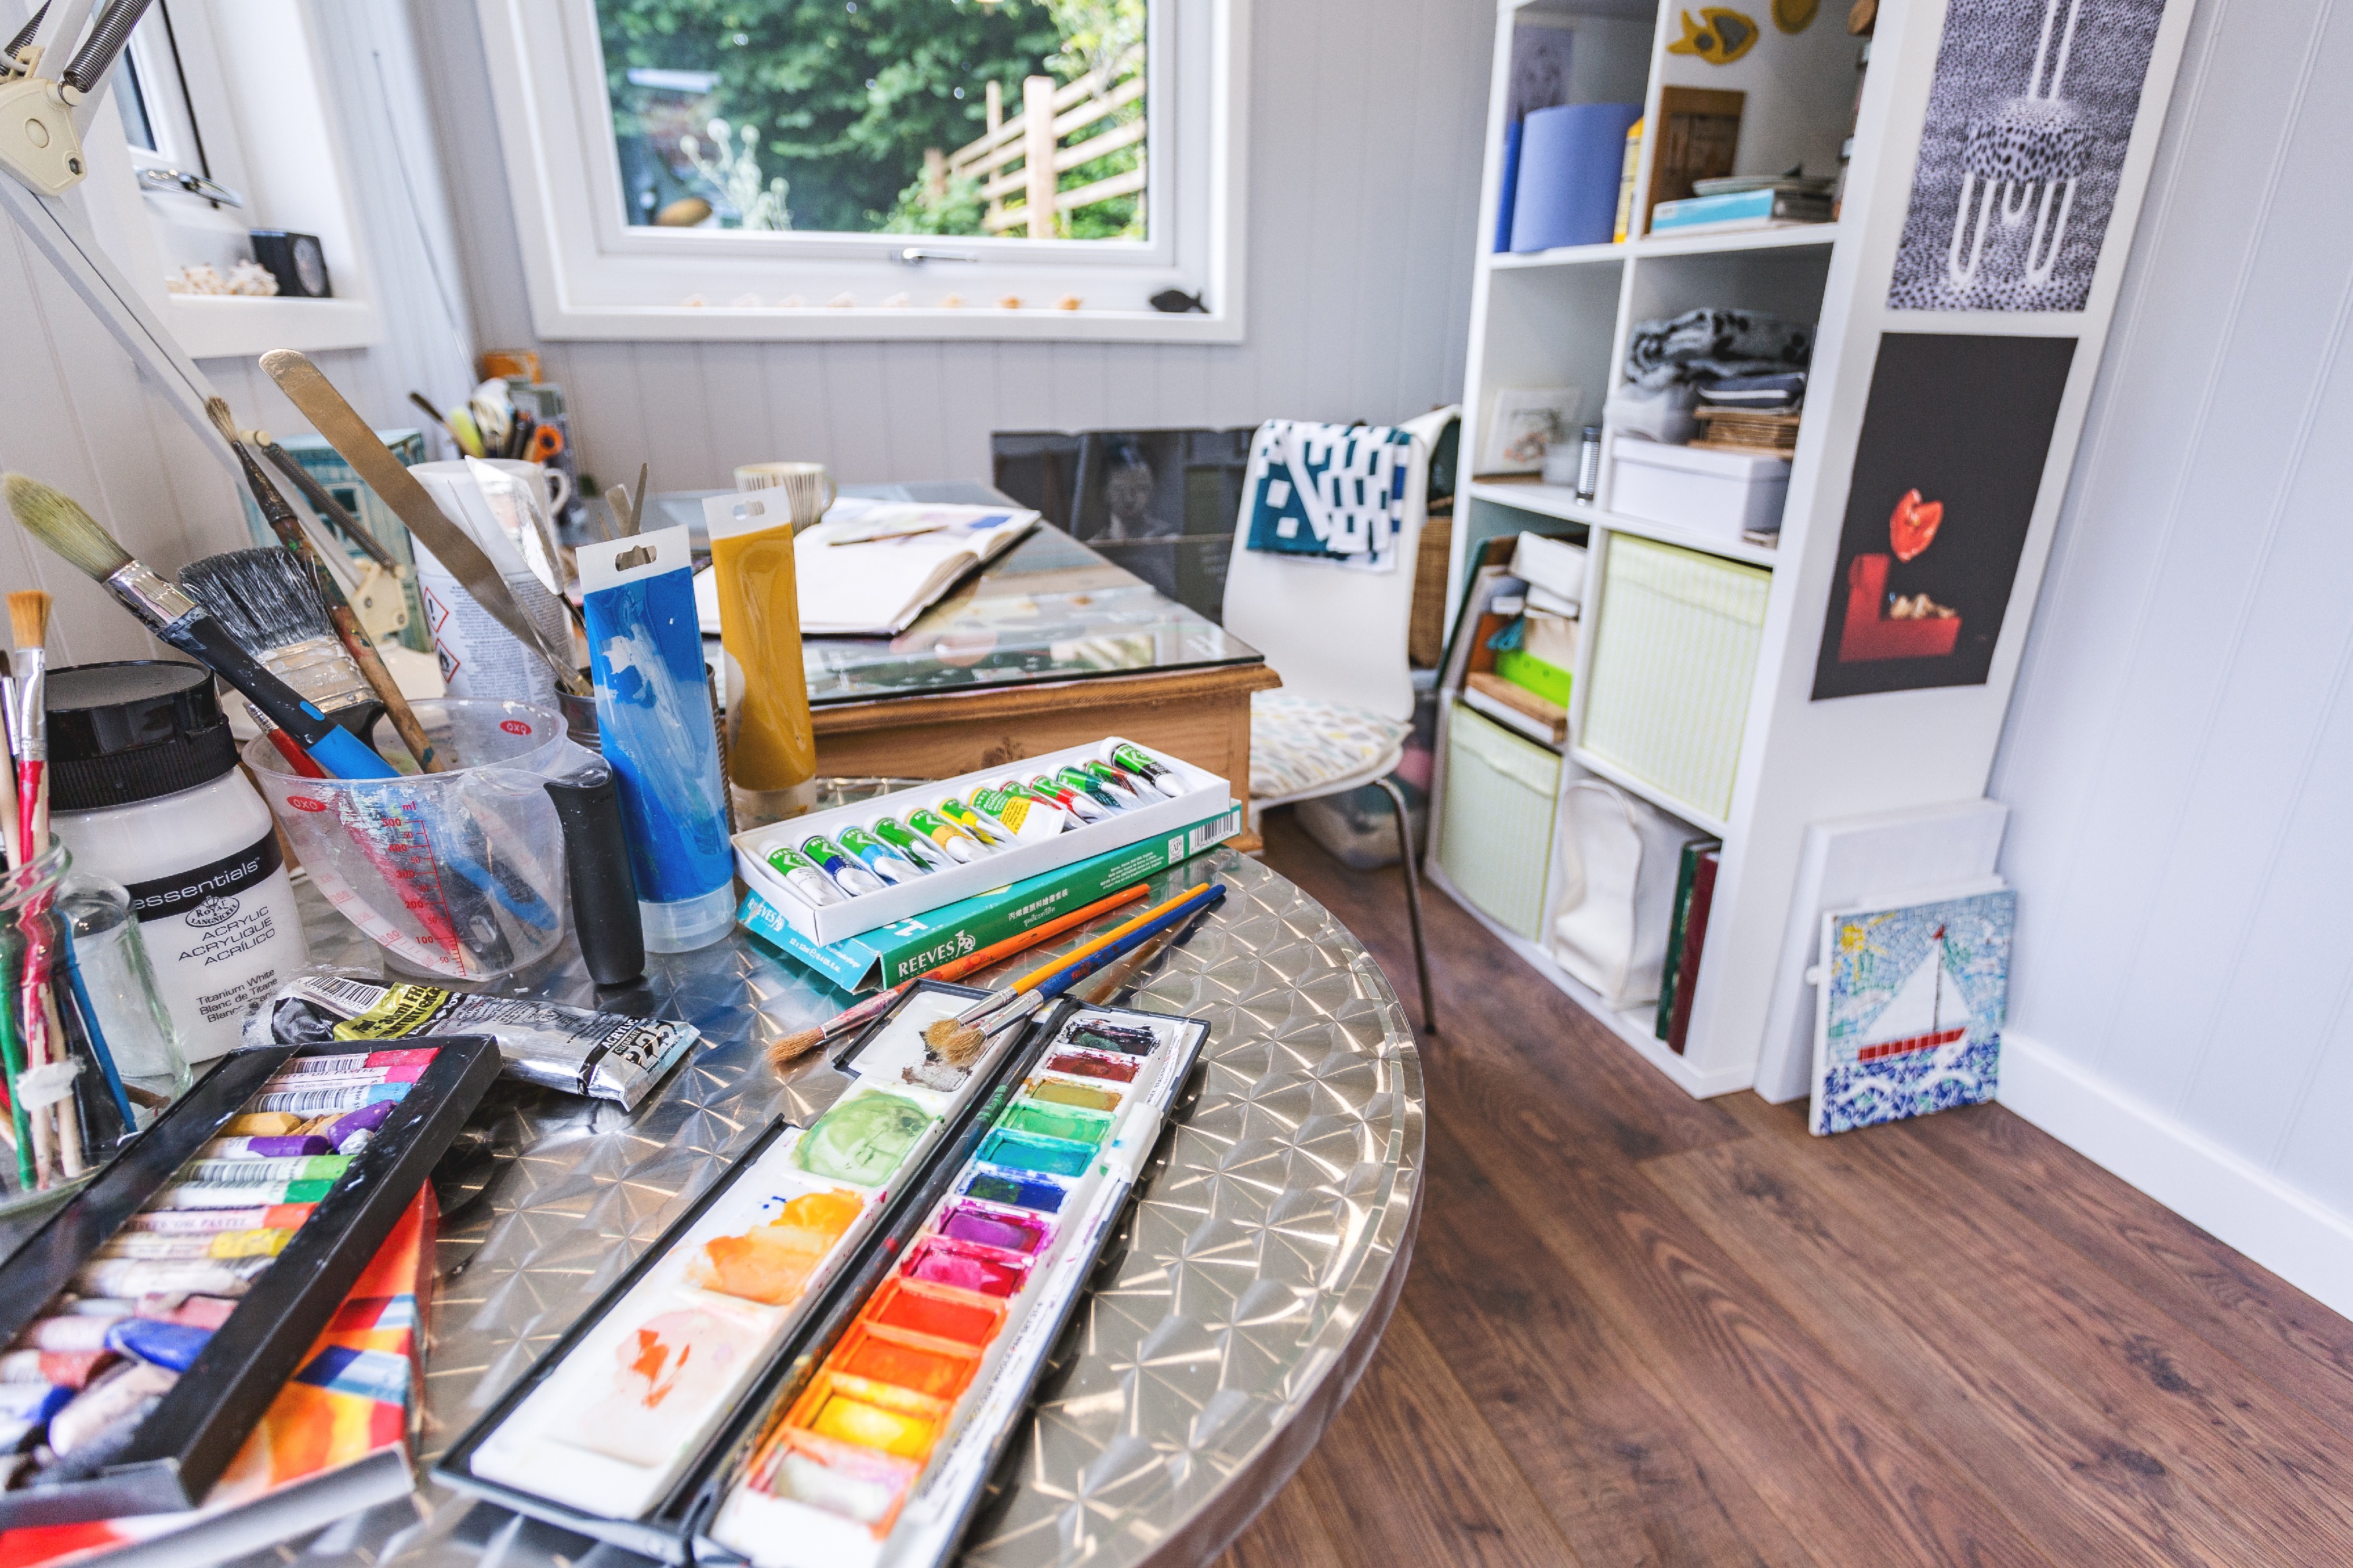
top-left (693, 499), bottom-right (1040, 638)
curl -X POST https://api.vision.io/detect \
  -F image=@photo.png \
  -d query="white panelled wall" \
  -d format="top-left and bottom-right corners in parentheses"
top-left (1990, 0), bottom-right (2353, 1316)
top-left (406, 0), bottom-right (1495, 487)
top-left (0, 2), bottom-right (474, 667)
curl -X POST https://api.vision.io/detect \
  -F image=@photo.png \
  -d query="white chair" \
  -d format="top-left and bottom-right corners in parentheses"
top-left (1221, 407), bottom-right (1455, 1032)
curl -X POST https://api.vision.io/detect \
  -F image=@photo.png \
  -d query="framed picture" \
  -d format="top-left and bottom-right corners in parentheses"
top-left (1810, 333), bottom-right (2075, 700)
top-left (1810, 885), bottom-right (2014, 1136)
top-left (1479, 387), bottom-right (1579, 476)
top-left (1886, 0), bottom-right (2169, 313)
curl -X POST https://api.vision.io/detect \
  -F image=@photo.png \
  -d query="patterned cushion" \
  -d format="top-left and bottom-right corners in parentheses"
top-left (1250, 692), bottom-right (1409, 800)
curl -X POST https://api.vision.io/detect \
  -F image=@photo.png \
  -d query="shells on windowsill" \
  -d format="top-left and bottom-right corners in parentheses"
top-left (881, 292), bottom-right (910, 308)
top-left (940, 294), bottom-right (965, 308)
top-left (828, 292), bottom-right (857, 308)
top-left (1056, 294), bottom-right (1082, 311)
top-left (165, 260), bottom-right (280, 297)
top-left (998, 295), bottom-right (1023, 309)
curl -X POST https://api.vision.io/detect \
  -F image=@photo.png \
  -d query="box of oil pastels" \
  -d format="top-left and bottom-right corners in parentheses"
top-left (733, 737), bottom-right (1229, 946)
top-left (0, 1034), bottom-right (499, 1527)
top-left (435, 980), bottom-right (1207, 1567)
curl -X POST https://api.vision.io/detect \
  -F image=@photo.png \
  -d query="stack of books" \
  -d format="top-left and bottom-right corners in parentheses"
top-left (1650, 175), bottom-right (1833, 237)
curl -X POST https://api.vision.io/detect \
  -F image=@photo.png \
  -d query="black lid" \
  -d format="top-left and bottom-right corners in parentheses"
top-left (46, 661), bottom-right (241, 810)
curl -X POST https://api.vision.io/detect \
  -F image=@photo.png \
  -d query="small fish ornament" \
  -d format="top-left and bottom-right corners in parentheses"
top-left (1667, 7), bottom-right (1761, 63)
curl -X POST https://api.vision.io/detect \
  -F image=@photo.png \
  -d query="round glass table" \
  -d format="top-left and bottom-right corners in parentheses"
top-left (257, 843), bottom-right (1422, 1568)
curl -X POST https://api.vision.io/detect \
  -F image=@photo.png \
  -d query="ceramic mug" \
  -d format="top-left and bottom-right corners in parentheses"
top-left (734, 461), bottom-right (837, 528)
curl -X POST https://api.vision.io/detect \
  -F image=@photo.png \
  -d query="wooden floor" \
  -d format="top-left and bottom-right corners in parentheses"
top-left (1212, 811), bottom-right (2353, 1568)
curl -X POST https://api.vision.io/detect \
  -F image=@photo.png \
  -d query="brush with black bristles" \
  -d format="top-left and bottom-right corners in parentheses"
top-left (182, 550), bottom-right (383, 741)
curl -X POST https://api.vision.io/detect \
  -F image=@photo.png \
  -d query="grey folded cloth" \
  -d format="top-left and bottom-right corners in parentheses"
top-left (1625, 308), bottom-right (1813, 390)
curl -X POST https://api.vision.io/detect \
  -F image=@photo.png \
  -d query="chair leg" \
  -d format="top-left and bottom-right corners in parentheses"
top-left (1375, 776), bottom-right (1437, 1036)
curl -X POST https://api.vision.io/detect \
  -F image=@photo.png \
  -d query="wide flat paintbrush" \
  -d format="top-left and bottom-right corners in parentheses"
top-left (182, 550), bottom-right (383, 741)
top-left (924, 882), bottom-right (1228, 1065)
top-left (764, 882), bottom-right (1152, 1073)
top-left (2, 473), bottom-right (394, 782)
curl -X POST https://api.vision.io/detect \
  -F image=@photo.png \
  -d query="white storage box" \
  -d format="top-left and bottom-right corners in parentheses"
top-left (733, 738), bottom-right (1230, 945)
top-left (1608, 437), bottom-right (1790, 538)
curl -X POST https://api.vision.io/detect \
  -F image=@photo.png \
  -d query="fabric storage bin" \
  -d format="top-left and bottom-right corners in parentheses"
top-left (1437, 702), bottom-right (1562, 940)
top-left (1608, 437), bottom-right (1790, 538)
top-left (1580, 536), bottom-right (1769, 821)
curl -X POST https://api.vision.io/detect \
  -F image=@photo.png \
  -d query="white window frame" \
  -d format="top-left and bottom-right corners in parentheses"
top-left (475, 0), bottom-right (1249, 343)
top-left (75, 0), bottom-right (384, 359)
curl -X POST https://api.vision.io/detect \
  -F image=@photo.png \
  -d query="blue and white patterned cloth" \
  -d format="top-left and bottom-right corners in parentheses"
top-left (1242, 421), bottom-right (1412, 573)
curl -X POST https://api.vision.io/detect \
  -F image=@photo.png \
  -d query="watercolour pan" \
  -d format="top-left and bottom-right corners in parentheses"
top-left (701, 1002), bottom-right (1210, 1568)
top-left (0, 1036), bottom-right (499, 1528)
top-left (433, 981), bottom-right (1055, 1562)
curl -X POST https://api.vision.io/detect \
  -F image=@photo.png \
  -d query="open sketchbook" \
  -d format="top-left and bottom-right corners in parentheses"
top-left (694, 498), bottom-right (1040, 638)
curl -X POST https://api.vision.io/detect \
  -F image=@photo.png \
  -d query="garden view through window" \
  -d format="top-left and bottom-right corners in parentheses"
top-left (596, 0), bottom-right (1148, 243)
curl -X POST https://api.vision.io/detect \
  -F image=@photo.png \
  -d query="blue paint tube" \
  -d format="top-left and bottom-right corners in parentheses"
top-left (578, 526), bottom-right (736, 952)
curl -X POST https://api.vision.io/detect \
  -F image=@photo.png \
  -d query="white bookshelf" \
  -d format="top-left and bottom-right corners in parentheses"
top-left (1429, 0), bottom-right (2196, 1098)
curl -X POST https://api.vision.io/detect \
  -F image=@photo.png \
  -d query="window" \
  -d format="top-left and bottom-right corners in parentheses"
top-left (477, 0), bottom-right (1246, 341)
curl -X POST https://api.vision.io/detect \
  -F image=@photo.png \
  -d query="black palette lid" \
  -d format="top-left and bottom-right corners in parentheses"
top-left (46, 660), bottom-right (239, 810)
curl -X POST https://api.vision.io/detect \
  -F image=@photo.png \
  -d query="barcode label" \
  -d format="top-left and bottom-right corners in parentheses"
top-left (251, 1085), bottom-right (374, 1114)
top-left (296, 975), bottom-right (388, 1013)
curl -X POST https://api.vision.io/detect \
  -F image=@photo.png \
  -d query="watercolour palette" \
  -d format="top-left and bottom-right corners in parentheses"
top-left (436, 980), bottom-right (1036, 1553)
top-left (703, 1002), bottom-right (1207, 1568)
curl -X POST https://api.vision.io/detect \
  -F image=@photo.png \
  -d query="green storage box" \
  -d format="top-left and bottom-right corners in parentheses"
top-left (1437, 702), bottom-right (1562, 940)
top-left (1580, 536), bottom-right (1768, 823)
top-left (1493, 647), bottom-right (1574, 707)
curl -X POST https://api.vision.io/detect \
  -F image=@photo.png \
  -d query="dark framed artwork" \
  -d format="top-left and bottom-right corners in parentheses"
top-left (1886, 0), bottom-right (2168, 313)
top-left (1810, 332), bottom-right (2076, 701)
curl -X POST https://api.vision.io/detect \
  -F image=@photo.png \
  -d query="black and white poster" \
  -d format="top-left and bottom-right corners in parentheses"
top-left (1811, 333), bottom-right (2075, 701)
top-left (1886, 0), bottom-right (2167, 313)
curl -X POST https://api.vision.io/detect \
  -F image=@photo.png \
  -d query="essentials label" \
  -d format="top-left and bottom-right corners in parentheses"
top-left (125, 829), bottom-right (307, 1056)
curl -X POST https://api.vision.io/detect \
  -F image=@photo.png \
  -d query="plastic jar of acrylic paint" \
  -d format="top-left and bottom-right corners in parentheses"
top-left (45, 662), bottom-right (309, 1062)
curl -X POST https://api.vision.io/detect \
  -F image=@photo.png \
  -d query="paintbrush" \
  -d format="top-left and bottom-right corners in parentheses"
top-left (3, 473), bottom-right (395, 782)
top-left (922, 882), bottom-right (1228, 1064)
top-left (765, 882), bottom-right (1152, 1072)
top-left (7, 587), bottom-right (82, 1180)
top-left (0, 649), bottom-right (18, 870)
top-left (630, 463), bottom-right (648, 536)
top-left (206, 399), bottom-right (445, 772)
top-left (182, 550), bottom-right (383, 739)
top-left (408, 390), bottom-right (459, 443)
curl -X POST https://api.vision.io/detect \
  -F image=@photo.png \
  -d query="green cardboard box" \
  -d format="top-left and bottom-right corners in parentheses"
top-left (740, 801), bottom-right (1245, 991)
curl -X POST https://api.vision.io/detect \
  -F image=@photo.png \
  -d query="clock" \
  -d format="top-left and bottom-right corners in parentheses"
top-left (247, 230), bottom-right (332, 298)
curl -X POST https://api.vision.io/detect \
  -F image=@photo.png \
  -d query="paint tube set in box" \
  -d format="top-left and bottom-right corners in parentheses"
top-left (733, 739), bottom-right (1228, 948)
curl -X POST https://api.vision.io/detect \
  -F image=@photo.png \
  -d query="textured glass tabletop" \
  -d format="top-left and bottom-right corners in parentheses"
top-left (248, 843), bottom-right (1421, 1568)
top-left (641, 485), bottom-right (1264, 706)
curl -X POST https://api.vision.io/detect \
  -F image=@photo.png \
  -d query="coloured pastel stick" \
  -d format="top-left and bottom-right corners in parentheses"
top-left (1000, 1101), bottom-right (1113, 1148)
top-left (198, 1134), bottom-right (335, 1159)
top-left (977, 1128), bottom-right (1096, 1178)
top-left (148, 1178), bottom-right (337, 1209)
top-left (15, 1316), bottom-right (110, 1352)
top-left (1024, 1077), bottom-right (1123, 1113)
top-left (141, 1296), bottom-right (239, 1331)
top-left (0, 1349), bottom-right (108, 1387)
top-left (863, 1279), bottom-right (1003, 1346)
top-left (902, 1237), bottom-right (1029, 1298)
top-left (182, 1154), bottom-right (351, 1187)
top-left (104, 1318), bottom-right (212, 1372)
top-left (251, 1081), bottom-right (409, 1115)
top-left (1044, 1048), bottom-right (1139, 1083)
top-left (836, 1327), bottom-right (980, 1401)
top-left (224, 1112), bottom-right (308, 1136)
top-left (962, 1167), bottom-right (1069, 1213)
top-left (936, 1201), bottom-right (1050, 1255)
top-left (320, 1100), bottom-right (398, 1151)
top-left (123, 1202), bottom-right (311, 1234)
top-left (71, 1256), bottom-right (267, 1300)
top-left (276, 1048), bottom-right (438, 1074)
top-left (97, 1227), bottom-right (290, 1262)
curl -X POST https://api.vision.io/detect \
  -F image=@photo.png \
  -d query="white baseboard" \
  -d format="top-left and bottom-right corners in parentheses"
top-left (1999, 1030), bottom-right (2353, 1323)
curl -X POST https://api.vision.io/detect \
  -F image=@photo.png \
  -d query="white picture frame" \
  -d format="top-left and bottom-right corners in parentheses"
top-left (1480, 386), bottom-right (1579, 475)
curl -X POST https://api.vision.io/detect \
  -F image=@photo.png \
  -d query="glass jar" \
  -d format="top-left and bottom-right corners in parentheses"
top-left (0, 839), bottom-right (186, 1209)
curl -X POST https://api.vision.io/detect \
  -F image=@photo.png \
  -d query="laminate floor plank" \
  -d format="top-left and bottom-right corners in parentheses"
top-left (1412, 1116), bottom-right (1819, 1568)
top-left (1901, 1099), bottom-right (2353, 1438)
top-left (1206, 1460), bottom-right (1348, 1568)
top-left (1245, 819), bottom-right (2353, 1568)
top-left (1419, 1034), bottom-right (2056, 1568)
top-left (1644, 1128), bottom-right (2282, 1567)
top-left (1285, 1306), bottom-right (1586, 1568)
top-left (1723, 1096), bottom-right (2353, 1561)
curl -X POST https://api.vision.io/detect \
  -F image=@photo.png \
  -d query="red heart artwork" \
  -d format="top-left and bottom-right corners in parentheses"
top-left (1888, 489), bottom-right (1944, 562)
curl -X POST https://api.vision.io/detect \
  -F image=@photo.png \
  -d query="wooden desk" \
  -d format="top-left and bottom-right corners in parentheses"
top-left (800, 506), bottom-right (1276, 841)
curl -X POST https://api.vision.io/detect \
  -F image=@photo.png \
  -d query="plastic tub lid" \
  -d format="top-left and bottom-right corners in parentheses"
top-left (1609, 436), bottom-right (1791, 479)
top-left (639, 884), bottom-right (737, 954)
